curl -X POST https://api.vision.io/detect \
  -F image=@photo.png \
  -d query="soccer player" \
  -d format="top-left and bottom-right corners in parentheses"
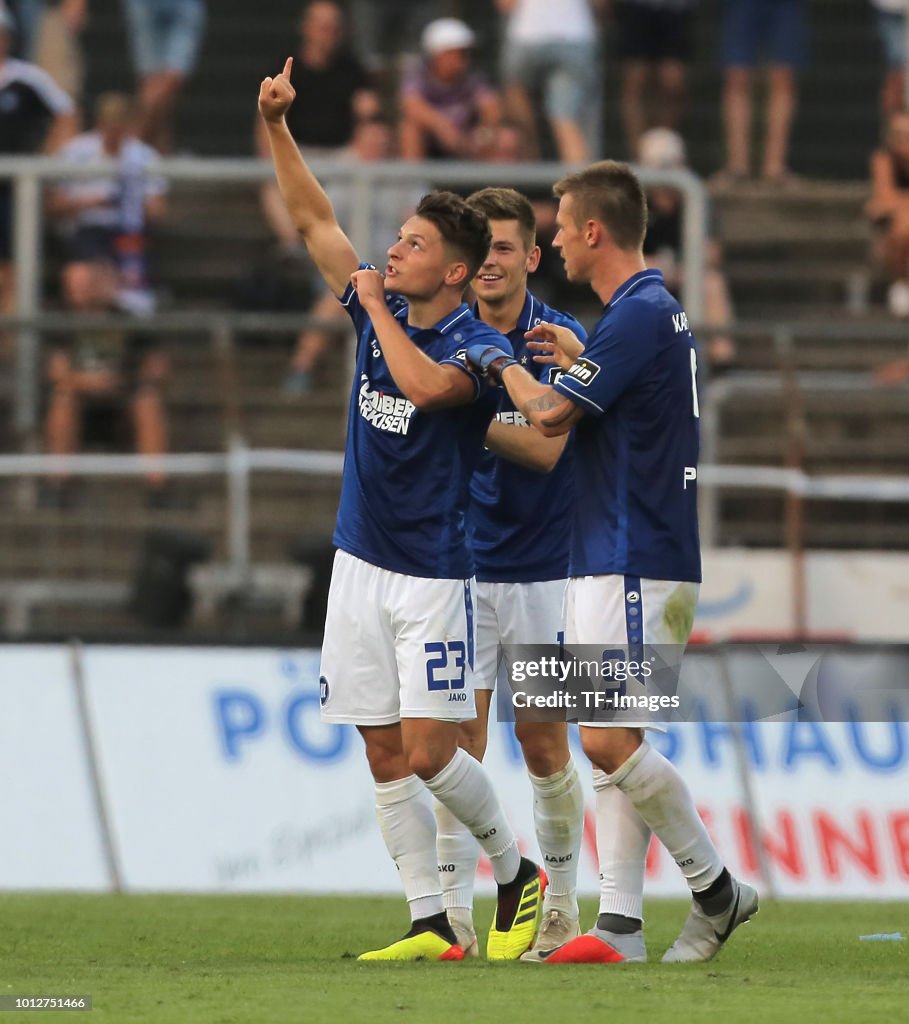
top-left (464, 161), bottom-right (758, 964)
top-left (258, 60), bottom-right (543, 962)
top-left (433, 187), bottom-right (586, 960)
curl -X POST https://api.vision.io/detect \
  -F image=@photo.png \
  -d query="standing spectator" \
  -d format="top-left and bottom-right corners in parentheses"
top-left (0, 2), bottom-right (75, 335)
top-left (42, 91), bottom-right (170, 505)
top-left (867, 111), bottom-right (909, 318)
top-left (121, 0), bottom-right (206, 153)
top-left (255, 0), bottom-right (379, 252)
top-left (613, 0), bottom-right (696, 160)
top-left (717, 0), bottom-right (808, 186)
top-left (10, 0), bottom-right (86, 102)
top-left (399, 17), bottom-right (501, 160)
top-left (870, 0), bottom-right (907, 120)
top-left (639, 127), bottom-right (736, 367)
top-left (497, 0), bottom-right (603, 163)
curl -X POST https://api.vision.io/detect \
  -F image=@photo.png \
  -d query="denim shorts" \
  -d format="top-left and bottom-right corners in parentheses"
top-left (502, 39), bottom-right (600, 123)
top-left (124, 0), bottom-right (206, 75)
top-left (721, 0), bottom-right (808, 68)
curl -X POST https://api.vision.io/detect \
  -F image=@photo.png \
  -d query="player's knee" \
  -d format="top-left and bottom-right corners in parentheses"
top-left (406, 746), bottom-right (450, 782)
top-left (580, 728), bottom-right (642, 775)
top-left (515, 724), bottom-right (568, 777)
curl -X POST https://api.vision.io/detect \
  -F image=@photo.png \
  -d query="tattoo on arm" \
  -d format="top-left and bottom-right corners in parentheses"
top-left (523, 390), bottom-right (578, 430)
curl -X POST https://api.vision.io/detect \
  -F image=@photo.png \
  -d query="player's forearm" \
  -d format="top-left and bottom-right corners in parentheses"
top-left (501, 364), bottom-right (578, 437)
top-left (485, 420), bottom-right (567, 472)
top-left (368, 304), bottom-right (467, 411)
top-left (262, 119), bottom-right (336, 238)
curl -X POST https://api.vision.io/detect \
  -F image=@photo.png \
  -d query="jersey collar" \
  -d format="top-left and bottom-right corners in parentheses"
top-left (431, 303), bottom-right (472, 335)
top-left (606, 270), bottom-right (663, 309)
top-left (469, 291), bottom-right (538, 336)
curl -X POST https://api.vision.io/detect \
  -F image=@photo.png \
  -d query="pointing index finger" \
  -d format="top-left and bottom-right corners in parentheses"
top-left (282, 56), bottom-right (293, 78)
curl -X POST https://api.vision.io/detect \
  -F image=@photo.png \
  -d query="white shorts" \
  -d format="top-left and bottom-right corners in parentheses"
top-left (474, 578), bottom-right (567, 691)
top-left (565, 574), bottom-right (699, 729)
top-left (319, 550), bottom-right (478, 726)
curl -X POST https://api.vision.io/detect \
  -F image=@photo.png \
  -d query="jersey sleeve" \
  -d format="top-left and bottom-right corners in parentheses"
top-left (552, 298), bottom-right (657, 417)
top-left (440, 323), bottom-right (513, 403)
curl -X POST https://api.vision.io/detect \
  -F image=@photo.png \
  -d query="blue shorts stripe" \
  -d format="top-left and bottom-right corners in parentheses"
top-left (464, 580), bottom-right (475, 671)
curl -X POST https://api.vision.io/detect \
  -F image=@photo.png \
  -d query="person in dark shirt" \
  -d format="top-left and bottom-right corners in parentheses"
top-left (256, 0), bottom-right (379, 251)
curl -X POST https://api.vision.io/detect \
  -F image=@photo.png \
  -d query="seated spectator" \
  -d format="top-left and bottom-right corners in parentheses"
top-left (716, 0), bottom-right (808, 186)
top-left (10, 0), bottom-right (86, 102)
top-left (48, 92), bottom-right (166, 316)
top-left (639, 127), bottom-right (737, 369)
top-left (870, 0), bottom-right (907, 120)
top-left (286, 116), bottom-right (427, 393)
top-left (612, 0), bottom-right (696, 159)
top-left (43, 92), bottom-right (170, 505)
top-left (399, 17), bottom-right (500, 160)
top-left (256, 0), bottom-right (379, 253)
top-left (497, 0), bottom-right (603, 162)
top-left (121, 0), bottom-right (206, 153)
top-left (867, 110), bottom-right (909, 318)
top-left (0, 2), bottom-right (75, 348)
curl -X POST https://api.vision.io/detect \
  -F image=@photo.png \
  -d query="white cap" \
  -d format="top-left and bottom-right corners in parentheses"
top-left (638, 127), bottom-right (687, 170)
top-left (421, 17), bottom-right (475, 56)
top-left (0, 3), bottom-right (16, 32)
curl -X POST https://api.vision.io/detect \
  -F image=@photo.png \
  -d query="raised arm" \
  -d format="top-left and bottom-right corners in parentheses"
top-left (258, 58), bottom-right (359, 296)
top-left (351, 269), bottom-right (476, 411)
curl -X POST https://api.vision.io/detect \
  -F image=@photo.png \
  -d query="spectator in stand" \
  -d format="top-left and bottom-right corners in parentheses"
top-left (870, 0), bottom-right (907, 120)
top-left (43, 92), bottom-right (170, 506)
top-left (256, 0), bottom-right (379, 254)
top-left (286, 115), bottom-right (427, 393)
top-left (9, 0), bottom-right (86, 101)
top-left (716, 0), bottom-right (808, 187)
top-left (496, 0), bottom-right (603, 162)
top-left (399, 17), bottom-right (501, 160)
top-left (613, 0), bottom-right (696, 160)
top-left (640, 127), bottom-right (736, 368)
top-left (121, 0), bottom-right (206, 153)
top-left (867, 110), bottom-right (909, 319)
top-left (0, 2), bottom-right (75, 341)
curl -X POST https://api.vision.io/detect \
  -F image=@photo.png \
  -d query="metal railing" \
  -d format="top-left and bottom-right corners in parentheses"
top-left (0, 155), bottom-right (708, 438)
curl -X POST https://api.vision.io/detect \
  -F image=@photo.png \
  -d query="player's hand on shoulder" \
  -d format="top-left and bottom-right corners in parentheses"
top-left (350, 268), bottom-right (387, 309)
top-left (258, 58), bottom-right (296, 124)
top-left (525, 321), bottom-right (584, 371)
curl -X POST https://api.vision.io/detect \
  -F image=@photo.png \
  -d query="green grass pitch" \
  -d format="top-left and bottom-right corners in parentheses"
top-left (1, 894), bottom-right (907, 1024)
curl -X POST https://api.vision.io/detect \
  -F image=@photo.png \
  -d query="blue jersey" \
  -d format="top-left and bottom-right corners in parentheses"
top-left (468, 292), bottom-right (586, 583)
top-left (553, 269), bottom-right (701, 583)
top-left (333, 273), bottom-right (512, 579)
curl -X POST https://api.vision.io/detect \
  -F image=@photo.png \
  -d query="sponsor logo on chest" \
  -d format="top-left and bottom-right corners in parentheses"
top-left (357, 374), bottom-right (416, 435)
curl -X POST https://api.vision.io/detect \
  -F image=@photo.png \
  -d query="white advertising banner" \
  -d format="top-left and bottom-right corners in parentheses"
top-left (0, 644), bottom-right (906, 898)
top-left (0, 645), bottom-right (110, 889)
top-left (696, 550), bottom-right (909, 641)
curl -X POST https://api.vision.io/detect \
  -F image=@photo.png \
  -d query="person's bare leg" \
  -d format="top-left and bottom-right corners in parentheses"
top-left (138, 70), bottom-right (185, 153)
top-left (550, 117), bottom-right (589, 164)
top-left (503, 83), bottom-right (540, 159)
top-left (133, 352), bottom-right (169, 490)
top-left (621, 61), bottom-right (650, 158)
top-left (721, 67), bottom-right (752, 177)
top-left (655, 59), bottom-right (687, 132)
top-left (762, 64), bottom-right (797, 181)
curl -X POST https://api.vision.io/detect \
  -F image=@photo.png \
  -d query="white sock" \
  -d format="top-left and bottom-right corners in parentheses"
top-left (424, 748), bottom-right (521, 885)
top-left (529, 758), bottom-right (584, 918)
top-left (611, 741), bottom-right (723, 893)
top-left (375, 775), bottom-right (443, 922)
top-left (434, 797), bottom-right (479, 912)
top-left (592, 768), bottom-right (651, 921)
